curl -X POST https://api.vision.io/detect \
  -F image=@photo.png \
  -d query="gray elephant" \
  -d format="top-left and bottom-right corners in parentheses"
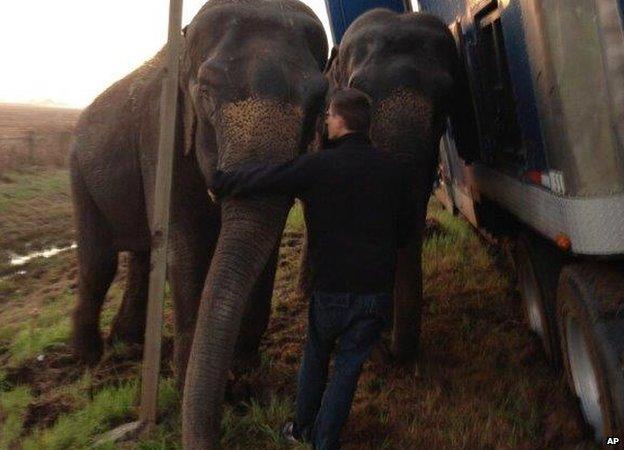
top-left (69, 2), bottom-right (327, 445)
top-left (321, 9), bottom-right (475, 362)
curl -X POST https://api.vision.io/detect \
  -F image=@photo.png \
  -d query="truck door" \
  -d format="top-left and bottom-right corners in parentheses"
top-left (471, 2), bottom-right (524, 170)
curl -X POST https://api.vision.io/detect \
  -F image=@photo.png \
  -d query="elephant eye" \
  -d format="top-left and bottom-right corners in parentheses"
top-left (199, 85), bottom-right (211, 97)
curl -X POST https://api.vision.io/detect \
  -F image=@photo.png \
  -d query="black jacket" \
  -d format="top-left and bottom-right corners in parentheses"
top-left (211, 132), bottom-right (417, 294)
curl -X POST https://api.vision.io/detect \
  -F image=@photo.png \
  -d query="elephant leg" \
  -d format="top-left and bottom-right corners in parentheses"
top-left (295, 223), bottom-right (313, 301)
top-left (391, 234), bottom-right (423, 363)
top-left (71, 163), bottom-right (118, 365)
top-left (391, 161), bottom-right (437, 363)
top-left (107, 250), bottom-right (150, 346)
top-left (72, 244), bottom-right (117, 366)
top-left (234, 243), bottom-right (279, 367)
top-left (168, 229), bottom-right (213, 389)
top-left (392, 185), bottom-right (430, 364)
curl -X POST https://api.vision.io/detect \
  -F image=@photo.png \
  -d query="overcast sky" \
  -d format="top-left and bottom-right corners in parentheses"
top-left (0, 0), bottom-right (332, 108)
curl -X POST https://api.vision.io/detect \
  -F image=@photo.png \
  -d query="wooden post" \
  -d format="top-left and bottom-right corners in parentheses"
top-left (91, 2), bottom-right (184, 445)
top-left (139, 0), bottom-right (184, 433)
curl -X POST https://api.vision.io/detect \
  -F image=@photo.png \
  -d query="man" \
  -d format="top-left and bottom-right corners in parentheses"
top-left (210, 88), bottom-right (416, 449)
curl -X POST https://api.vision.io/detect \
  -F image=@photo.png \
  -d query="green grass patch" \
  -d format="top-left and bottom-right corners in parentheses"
top-left (0, 168), bottom-right (69, 212)
top-left (423, 199), bottom-right (507, 297)
top-left (137, 392), bottom-right (303, 450)
top-left (221, 396), bottom-right (306, 450)
top-left (0, 385), bottom-right (33, 449)
top-left (20, 381), bottom-right (138, 450)
top-left (4, 287), bottom-right (73, 365)
top-left (9, 319), bottom-right (70, 365)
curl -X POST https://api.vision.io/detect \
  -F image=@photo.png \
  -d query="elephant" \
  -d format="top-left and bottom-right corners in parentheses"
top-left (320, 9), bottom-right (476, 363)
top-left (69, 2), bottom-right (328, 446)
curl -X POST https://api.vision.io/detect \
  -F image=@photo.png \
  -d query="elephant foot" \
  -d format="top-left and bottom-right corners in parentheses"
top-left (390, 344), bottom-right (422, 379)
top-left (390, 333), bottom-right (420, 365)
top-left (72, 326), bottom-right (104, 366)
top-left (390, 347), bottom-right (419, 365)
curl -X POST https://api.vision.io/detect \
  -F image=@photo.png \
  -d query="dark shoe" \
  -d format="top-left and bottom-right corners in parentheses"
top-left (282, 421), bottom-right (304, 445)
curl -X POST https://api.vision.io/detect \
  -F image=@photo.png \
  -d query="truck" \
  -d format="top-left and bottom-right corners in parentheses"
top-left (324, 0), bottom-right (624, 442)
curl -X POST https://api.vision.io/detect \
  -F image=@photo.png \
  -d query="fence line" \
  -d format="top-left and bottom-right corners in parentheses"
top-left (0, 131), bottom-right (73, 174)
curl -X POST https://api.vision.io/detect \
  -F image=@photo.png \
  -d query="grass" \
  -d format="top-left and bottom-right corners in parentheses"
top-left (0, 251), bottom-right (81, 366)
top-left (285, 199), bottom-right (305, 232)
top-left (220, 396), bottom-right (305, 449)
top-left (0, 168), bottom-right (602, 449)
top-left (21, 381), bottom-right (138, 450)
top-left (0, 386), bottom-right (32, 448)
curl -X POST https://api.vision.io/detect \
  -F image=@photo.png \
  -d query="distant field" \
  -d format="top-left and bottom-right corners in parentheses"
top-left (0, 104), bottom-right (81, 174)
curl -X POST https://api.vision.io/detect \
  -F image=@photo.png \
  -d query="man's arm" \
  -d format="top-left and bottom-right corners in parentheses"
top-left (211, 152), bottom-right (323, 198)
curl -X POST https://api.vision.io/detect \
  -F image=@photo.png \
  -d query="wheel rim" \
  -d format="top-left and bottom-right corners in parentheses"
top-left (566, 315), bottom-right (605, 440)
top-left (518, 252), bottom-right (545, 339)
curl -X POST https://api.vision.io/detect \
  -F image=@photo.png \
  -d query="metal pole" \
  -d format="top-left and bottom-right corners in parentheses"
top-left (139, 0), bottom-right (184, 433)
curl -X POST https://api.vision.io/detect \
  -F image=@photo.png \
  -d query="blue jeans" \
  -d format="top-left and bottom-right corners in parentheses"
top-left (293, 290), bottom-right (392, 450)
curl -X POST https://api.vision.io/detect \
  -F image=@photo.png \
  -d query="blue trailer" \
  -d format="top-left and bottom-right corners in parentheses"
top-left (325, 0), bottom-right (624, 442)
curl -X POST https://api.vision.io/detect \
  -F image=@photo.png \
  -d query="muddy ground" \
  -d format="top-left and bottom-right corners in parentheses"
top-left (0, 168), bottom-right (601, 449)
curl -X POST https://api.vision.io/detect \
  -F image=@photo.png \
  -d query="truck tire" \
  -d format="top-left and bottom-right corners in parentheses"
top-left (557, 263), bottom-right (624, 442)
top-left (513, 233), bottom-right (562, 367)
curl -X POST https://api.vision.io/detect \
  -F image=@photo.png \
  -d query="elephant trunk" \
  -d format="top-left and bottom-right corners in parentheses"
top-left (182, 194), bottom-right (291, 449)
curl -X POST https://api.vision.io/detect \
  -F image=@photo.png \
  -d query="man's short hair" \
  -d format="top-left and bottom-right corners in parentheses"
top-left (330, 88), bottom-right (372, 134)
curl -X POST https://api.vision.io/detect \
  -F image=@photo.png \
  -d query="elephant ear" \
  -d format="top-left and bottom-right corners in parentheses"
top-left (324, 46), bottom-right (342, 87)
top-left (180, 78), bottom-right (198, 156)
top-left (324, 46), bottom-right (338, 74)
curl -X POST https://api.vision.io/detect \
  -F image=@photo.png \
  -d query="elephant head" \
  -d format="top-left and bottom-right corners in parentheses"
top-left (177, 1), bottom-right (327, 448)
top-left (329, 9), bottom-right (460, 162)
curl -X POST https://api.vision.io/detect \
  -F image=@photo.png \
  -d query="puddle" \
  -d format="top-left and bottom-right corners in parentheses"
top-left (9, 243), bottom-right (77, 266)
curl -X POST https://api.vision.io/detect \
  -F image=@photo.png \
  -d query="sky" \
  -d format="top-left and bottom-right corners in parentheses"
top-left (0, 0), bottom-right (332, 108)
